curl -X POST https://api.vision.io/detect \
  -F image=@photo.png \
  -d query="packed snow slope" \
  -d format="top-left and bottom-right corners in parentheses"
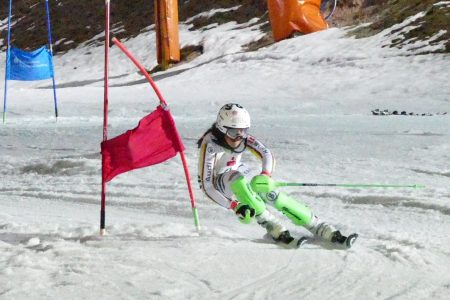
top-left (1, 15), bottom-right (450, 300)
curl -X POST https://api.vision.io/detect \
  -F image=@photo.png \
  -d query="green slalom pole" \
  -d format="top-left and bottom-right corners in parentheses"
top-left (250, 175), bottom-right (425, 194)
top-left (276, 182), bottom-right (425, 189)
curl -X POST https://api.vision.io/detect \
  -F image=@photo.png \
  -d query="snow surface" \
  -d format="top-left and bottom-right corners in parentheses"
top-left (1, 16), bottom-right (450, 300)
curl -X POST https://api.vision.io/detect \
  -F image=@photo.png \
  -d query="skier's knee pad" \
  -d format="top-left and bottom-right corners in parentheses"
top-left (250, 175), bottom-right (277, 193)
top-left (270, 192), bottom-right (313, 226)
top-left (230, 176), bottom-right (266, 216)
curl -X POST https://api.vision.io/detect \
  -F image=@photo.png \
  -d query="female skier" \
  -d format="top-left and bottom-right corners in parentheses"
top-left (197, 103), bottom-right (357, 248)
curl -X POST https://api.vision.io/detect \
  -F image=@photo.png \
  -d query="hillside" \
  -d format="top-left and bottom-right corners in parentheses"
top-left (350, 0), bottom-right (450, 54)
top-left (1, 0), bottom-right (449, 56)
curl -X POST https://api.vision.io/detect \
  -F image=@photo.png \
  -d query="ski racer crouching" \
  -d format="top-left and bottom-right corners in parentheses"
top-left (197, 103), bottom-right (357, 248)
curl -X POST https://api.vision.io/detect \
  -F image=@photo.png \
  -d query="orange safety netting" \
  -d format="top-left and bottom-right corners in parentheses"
top-left (268, 0), bottom-right (329, 42)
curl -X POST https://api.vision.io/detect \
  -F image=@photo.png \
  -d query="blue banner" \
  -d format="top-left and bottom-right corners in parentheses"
top-left (7, 46), bottom-right (54, 81)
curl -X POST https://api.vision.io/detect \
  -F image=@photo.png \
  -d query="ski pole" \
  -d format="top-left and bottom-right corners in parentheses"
top-left (275, 182), bottom-right (425, 189)
top-left (251, 176), bottom-right (425, 193)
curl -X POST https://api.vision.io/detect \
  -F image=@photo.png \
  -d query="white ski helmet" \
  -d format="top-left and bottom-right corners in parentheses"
top-left (216, 103), bottom-right (251, 135)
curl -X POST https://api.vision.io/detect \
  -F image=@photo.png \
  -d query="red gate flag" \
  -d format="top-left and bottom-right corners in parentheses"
top-left (101, 105), bottom-right (184, 182)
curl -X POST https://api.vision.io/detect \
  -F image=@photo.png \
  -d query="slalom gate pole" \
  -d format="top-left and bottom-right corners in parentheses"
top-left (179, 150), bottom-right (201, 230)
top-left (111, 37), bottom-right (167, 106)
top-left (3, 0), bottom-right (12, 124)
top-left (276, 182), bottom-right (425, 189)
top-left (100, 0), bottom-right (111, 236)
top-left (45, 0), bottom-right (58, 120)
top-left (111, 37), bottom-right (201, 231)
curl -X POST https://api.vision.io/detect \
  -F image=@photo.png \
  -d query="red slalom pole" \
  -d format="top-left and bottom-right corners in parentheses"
top-left (112, 37), bottom-right (167, 106)
top-left (112, 37), bottom-right (201, 231)
top-left (100, 0), bottom-right (110, 236)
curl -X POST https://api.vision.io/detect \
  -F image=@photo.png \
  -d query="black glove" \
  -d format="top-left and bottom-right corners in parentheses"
top-left (234, 203), bottom-right (255, 224)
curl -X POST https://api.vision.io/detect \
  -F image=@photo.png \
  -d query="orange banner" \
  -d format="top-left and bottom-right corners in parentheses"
top-left (268, 0), bottom-right (328, 42)
top-left (155, 0), bottom-right (180, 67)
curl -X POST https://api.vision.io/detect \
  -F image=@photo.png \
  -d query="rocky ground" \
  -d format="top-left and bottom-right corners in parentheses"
top-left (0, 0), bottom-right (448, 56)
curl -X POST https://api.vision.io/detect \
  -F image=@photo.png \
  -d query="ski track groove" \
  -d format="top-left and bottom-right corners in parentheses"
top-left (299, 191), bottom-right (450, 216)
top-left (0, 191), bottom-right (193, 219)
top-left (220, 251), bottom-right (299, 299)
top-left (383, 279), bottom-right (423, 300)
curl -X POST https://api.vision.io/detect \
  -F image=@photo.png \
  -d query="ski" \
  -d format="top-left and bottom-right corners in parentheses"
top-left (331, 231), bottom-right (359, 249)
top-left (273, 231), bottom-right (311, 249)
top-left (345, 233), bottom-right (358, 248)
top-left (275, 232), bottom-right (358, 249)
top-left (276, 236), bottom-right (310, 249)
top-left (300, 232), bottom-right (359, 250)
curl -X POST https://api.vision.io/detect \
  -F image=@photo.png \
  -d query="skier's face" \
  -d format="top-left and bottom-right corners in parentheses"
top-left (224, 133), bottom-right (245, 148)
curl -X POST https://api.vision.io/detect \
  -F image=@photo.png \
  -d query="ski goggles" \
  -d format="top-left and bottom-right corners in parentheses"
top-left (225, 127), bottom-right (249, 139)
